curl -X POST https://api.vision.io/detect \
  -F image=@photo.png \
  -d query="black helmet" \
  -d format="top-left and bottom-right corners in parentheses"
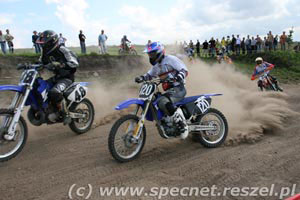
top-left (36, 30), bottom-right (58, 54)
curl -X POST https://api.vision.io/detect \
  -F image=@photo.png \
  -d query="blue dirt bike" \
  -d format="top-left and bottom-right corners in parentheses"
top-left (108, 78), bottom-right (228, 162)
top-left (0, 63), bottom-right (94, 162)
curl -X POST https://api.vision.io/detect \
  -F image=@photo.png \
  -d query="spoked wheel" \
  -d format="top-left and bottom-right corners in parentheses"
top-left (192, 108), bottom-right (228, 148)
top-left (69, 98), bottom-right (95, 134)
top-left (108, 114), bottom-right (146, 162)
top-left (0, 109), bottom-right (28, 162)
top-left (118, 49), bottom-right (125, 55)
top-left (129, 49), bottom-right (137, 55)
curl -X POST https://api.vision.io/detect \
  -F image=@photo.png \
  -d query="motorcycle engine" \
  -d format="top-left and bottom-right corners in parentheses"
top-left (27, 107), bottom-right (46, 126)
top-left (48, 112), bottom-right (59, 123)
top-left (161, 116), bottom-right (181, 137)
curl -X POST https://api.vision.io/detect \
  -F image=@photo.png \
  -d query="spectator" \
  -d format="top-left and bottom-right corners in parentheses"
top-left (32, 31), bottom-right (41, 53)
top-left (5, 29), bottom-right (14, 53)
top-left (221, 37), bottom-right (226, 55)
top-left (273, 35), bottom-right (278, 51)
top-left (202, 40), bottom-right (209, 57)
top-left (235, 35), bottom-right (241, 55)
top-left (226, 36), bottom-right (231, 54)
top-left (267, 31), bottom-right (274, 51)
top-left (280, 31), bottom-right (287, 51)
top-left (231, 34), bottom-right (236, 54)
top-left (58, 33), bottom-right (67, 46)
top-left (0, 30), bottom-right (7, 54)
top-left (189, 40), bottom-right (194, 49)
top-left (251, 36), bottom-right (257, 53)
top-left (246, 35), bottom-right (251, 54)
top-left (263, 36), bottom-right (268, 52)
top-left (183, 41), bottom-right (188, 49)
top-left (241, 37), bottom-right (246, 55)
top-left (256, 35), bottom-right (262, 52)
top-left (209, 37), bottom-right (216, 57)
top-left (216, 39), bottom-right (222, 55)
top-left (98, 30), bottom-right (108, 54)
top-left (183, 41), bottom-right (188, 54)
top-left (294, 42), bottom-right (300, 53)
top-left (79, 30), bottom-right (86, 54)
top-left (195, 39), bottom-right (200, 57)
top-left (146, 40), bottom-right (152, 50)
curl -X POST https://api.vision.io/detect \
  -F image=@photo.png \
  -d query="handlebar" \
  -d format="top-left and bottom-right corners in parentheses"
top-left (138, 77), bottom-right (175, 85)
top-left (17, 63), bottom-right (56, 71)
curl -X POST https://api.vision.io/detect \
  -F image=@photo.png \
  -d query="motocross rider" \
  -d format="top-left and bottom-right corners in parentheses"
top-left (36, 30), bottom-right (79, 123)
top-left (251, 57), bottom-right (282, 91)
top-left (121, 35), bottom-right (131, 52)
top-left (135, 42), bottom-right (189, 139)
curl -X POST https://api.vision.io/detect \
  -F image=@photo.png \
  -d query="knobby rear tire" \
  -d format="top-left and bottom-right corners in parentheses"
top-left (192, 108), bottom-right (228, 148)
top-left (69, 98), bottom-right (95, 135)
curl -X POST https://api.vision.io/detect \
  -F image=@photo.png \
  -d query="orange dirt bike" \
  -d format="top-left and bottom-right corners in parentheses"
top-left (253, 71), bottom-right (283, 92)
top-left (118, 42), bottom-right (137, 55)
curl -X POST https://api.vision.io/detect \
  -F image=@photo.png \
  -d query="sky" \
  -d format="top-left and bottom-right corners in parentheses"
top-left (0, 0), bottom-right (300, 48)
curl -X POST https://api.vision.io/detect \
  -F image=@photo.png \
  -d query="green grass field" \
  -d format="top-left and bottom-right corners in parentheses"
top-left (4, 45), bottom-right (146, 56)
top-left (2, 44), bottom-right (299, 84)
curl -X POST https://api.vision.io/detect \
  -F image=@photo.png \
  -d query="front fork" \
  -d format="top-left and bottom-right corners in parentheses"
top-left (4, 88), bottom-right (30, 140)
top-left (131, 101), bottom-right (151, 140)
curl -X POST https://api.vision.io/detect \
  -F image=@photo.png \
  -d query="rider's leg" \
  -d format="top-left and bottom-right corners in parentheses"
top-left (257, 80), bottom-right (263, 91)
top-left (157, 85), bottom-right (188, 139)
top-left (48, 78), bottom-right (73, 122)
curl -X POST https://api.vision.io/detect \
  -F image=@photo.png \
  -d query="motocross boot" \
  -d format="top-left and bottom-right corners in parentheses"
top-left (275, 83), bottom-right (283, 92)
top-left (171, 108), bottom-right (188, 139)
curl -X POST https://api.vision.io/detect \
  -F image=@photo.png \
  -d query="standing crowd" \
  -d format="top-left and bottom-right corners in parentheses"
top-left (0, 28), bottom-right (298, 55)
top-left (0, 29), bottom-right (14, 54)
top-left (181, 30), bottom-right (296, 58)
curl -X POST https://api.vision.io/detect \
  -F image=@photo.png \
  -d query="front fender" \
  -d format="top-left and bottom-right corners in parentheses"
top-left (115, 98), bottom-right (145, 110)
top-left (0, 85), bottom-right (24, 93)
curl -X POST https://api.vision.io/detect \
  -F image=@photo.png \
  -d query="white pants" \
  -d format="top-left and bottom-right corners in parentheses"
top-left (99, 42), bottom-right (107, 54)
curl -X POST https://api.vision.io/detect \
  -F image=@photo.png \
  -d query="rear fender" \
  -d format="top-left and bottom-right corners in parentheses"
top-left (202, 93), bottom-right (222, 98)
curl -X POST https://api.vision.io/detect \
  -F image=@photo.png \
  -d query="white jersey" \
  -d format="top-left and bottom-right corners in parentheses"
top-left (145, 55), bottom-right (188, 86)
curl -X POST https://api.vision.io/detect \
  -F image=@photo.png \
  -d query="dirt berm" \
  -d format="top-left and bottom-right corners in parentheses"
top-left (0, 55), bottom-right (145, 79)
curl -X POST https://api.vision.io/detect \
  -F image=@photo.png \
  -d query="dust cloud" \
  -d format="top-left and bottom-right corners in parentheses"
top-left (86, 57), bottom-right (149, 127)
top-left (184, 58), bottom-right (297, 144)
top-left (88, 53), bottom-right (297, 145)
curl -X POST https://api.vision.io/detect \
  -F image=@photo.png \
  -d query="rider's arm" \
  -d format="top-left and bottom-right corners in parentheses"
top-left (264, 62), bottom-right (275, 71)
top-left (251, 66), bottom-right (259, 80)
top-left (59, 46), bottom-right (79, 68)
top-left (143, 66), bottom-right (158, 80)
top-left (168, 55), bottom-right (188, 81)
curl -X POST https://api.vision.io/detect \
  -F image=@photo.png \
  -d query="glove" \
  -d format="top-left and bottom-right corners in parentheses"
top-left (135, 76), bottom-right (144, 83)
top-left (51, 61), bottom-right (63, 68)
top-left (45, 63), bottom-right (57, 71)
top-left (152, 78), bottom-right (161, 85)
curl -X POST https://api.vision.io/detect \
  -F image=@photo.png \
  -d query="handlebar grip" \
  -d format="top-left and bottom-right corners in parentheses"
top-left (44, 63), bottom-right (56, 71)
top-left (17, 64), bottom-right (26, 70)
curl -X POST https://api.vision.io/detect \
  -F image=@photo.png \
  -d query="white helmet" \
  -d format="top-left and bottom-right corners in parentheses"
top-left (255, 57), bottom-right (263, 62)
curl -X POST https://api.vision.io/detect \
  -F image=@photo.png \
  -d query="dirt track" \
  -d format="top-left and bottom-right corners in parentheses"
top-left (0, 57), bottom-right (299, 200)
top-left (0, 84), bottom-right (299, 200)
